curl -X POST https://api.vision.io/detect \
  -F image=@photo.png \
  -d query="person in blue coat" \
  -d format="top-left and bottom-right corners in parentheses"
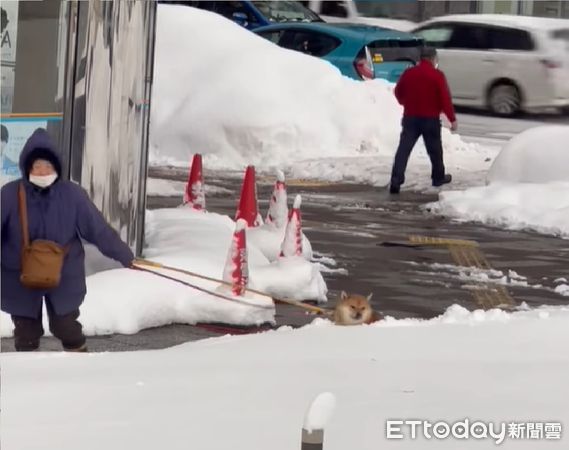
top-left (1, 128), bottom-right (134, 351)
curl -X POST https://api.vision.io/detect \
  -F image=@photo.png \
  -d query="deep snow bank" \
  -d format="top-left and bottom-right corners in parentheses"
top-left (430, 126), bottom-right (569, 238)
top-left (151, 5), bottom-right (491, 189)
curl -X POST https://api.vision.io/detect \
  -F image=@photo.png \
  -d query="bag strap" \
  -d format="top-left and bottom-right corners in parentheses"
top-left (18, 182), bottom-right (30, 248)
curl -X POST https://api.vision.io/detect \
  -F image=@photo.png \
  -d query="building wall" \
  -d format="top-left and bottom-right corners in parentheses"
top-left (350, 1), bottom-right (476, 22)
top-left (68, 0), bottom-right (156, 254)
top-left (1, 1), bottom-right (67, 185)
top-left (1, 0), bottom-right (156, 255)
top-left (342, 0), bottom-right (569, 22)
top-left (477, 0), bottom-right (568, 18)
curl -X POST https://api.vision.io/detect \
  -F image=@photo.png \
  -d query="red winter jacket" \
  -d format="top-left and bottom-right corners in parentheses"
top-left (394, 60), bottom-right (456, 123)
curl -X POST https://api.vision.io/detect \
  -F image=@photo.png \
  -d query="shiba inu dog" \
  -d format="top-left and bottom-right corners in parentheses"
top-left (333, 291), bottom-right (381, 325)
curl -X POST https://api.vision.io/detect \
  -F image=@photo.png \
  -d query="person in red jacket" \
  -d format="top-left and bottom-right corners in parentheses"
top-left (390, 46), bottom-right (457, 194)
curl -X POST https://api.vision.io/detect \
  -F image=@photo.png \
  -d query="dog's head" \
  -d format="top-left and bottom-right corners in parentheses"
top-left (334, 291), bottom-right (374, 325)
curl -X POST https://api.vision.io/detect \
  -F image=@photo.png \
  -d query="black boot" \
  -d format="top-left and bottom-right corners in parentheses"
top-left (433, 174), bottom-right (452, 187)
top-left (389, 184), bottom-right (400, 194)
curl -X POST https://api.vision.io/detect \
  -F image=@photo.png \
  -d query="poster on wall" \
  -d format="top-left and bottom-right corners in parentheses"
top-left (1, 1), bottom-right (19, 113)
top-left (1, 119), bottom-right (48, 186)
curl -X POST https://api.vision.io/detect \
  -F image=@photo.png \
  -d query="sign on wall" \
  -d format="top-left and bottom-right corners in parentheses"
top-left (1, 118), bottom-right (52, 186)
top-left (1, 1), bottom-right (19, 114)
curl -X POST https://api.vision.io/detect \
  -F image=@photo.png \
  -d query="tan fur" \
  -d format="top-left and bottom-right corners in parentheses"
top-left (333, 291), bottom-right (382, 326)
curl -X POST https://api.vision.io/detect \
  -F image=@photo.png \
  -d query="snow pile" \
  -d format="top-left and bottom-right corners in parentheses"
top-left (377, 303), bottom-right (569, 327)
top-left (151, 5), bottom-right (493, 190)
top-left (248, 191), bottom-right (313, 262)
top-left (2, 304), bottom-right (569, 450)
top-left (252, 256), bottom-right (326, 302)
top-left (0, 208), bottom-right (328, 337)
top-left (430, 126), bottom-right (569, 237)
top-left (303, 392), bottom-right (337, 432)
top-left (487, 125), bottom-right (569, 184)
top-left (555, 285), bottom-right (569, 296)
top-left (265, 170), bottom-right (288, 227)
top-left (248, 223), bottom-right (312, 261)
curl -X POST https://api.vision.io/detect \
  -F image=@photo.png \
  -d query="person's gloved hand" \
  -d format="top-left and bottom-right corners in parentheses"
top-left (450, 121), bottom-right (458, 132)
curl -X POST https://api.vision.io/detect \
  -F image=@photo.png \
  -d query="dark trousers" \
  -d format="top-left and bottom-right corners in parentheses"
top-left (11, 300), bottom-right (86, 351)
top-left (390, 116), bottom-right (446, 187)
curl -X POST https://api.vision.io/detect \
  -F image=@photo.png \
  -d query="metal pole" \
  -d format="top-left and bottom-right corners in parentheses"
top-left (61, 0), bottom-right (79, 180)
top-left (135, 0), bottom-right (157, 256)
top-left (300, 393), bottom-right (337, 450)
top-left (301, 429), bottom-right (324, 450)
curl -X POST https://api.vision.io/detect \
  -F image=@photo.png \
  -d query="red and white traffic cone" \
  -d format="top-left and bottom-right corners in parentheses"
top-left (183, 154), bottom-right (206, 211)
top-left (235, 165), bottom-right (262, 227)
top-left (280, 195), bottom-right (303, 258)
top-left (223, 219), bottom-right (249, 296)
top-left (265, 170), bottom-right (288, 228)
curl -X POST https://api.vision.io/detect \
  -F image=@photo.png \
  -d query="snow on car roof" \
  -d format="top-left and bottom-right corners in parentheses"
top-left (421, 14), bottom-right (569, 32)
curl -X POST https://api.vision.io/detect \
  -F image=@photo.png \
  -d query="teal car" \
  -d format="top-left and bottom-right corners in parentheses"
top-left (254, 22), bottom-right (424, 82)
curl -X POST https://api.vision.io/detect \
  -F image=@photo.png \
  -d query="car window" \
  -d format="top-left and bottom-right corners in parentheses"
top-left (414, 25), bottom-right (453, 48)
top-left (279, 30), bottom-right (341, 57)
top-left (252, 1), bottom-right (321, 23)
top-left (550, 28), bottom-right (569, 52)
top-left (257, 29), bottom-right (287, 45)
top-left (368, 39), bottom-right (423, 64)
top-left (447, 24), bottom-right (489, 50)
top-left (214, 1), bottom-right (259, 25)
top-left (320, 1), bottom-right (349, 18)
top-left (552, 29), bottom-right (569, 41)
top-left (487, 26), bottom-right (534, 51)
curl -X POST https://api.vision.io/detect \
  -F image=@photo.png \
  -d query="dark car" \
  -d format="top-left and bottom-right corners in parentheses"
top-left (159, 0), bottom-right (323, 30)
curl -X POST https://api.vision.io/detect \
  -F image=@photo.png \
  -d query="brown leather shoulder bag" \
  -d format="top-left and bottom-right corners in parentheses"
top-left (18, 183), bottom-right (68, 290)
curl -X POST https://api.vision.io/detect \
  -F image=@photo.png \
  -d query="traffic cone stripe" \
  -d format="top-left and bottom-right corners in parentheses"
top-left (280, 195), bottom-right (303, 258)
top-left (223, 219), bottom-right (249, 296)
top-left (235, 166), bottom-right (260, 227)
top-left (265, 170), bottom-right (288, 228)
top-left (184, 154), bottom-right (206, 211)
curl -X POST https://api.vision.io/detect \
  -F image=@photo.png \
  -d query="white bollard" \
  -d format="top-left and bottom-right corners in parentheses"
top-left (301, 392), bottom-right (337, 450)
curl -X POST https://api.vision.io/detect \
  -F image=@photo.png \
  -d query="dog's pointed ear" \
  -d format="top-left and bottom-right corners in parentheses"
top-left (367, 293), bottom-right (373, 302)
top-left (340, 291), bottom-right (348, 301)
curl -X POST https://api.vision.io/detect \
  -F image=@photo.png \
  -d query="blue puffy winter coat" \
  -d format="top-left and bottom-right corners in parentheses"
top-left (1, 129), bottom-right (134, 318)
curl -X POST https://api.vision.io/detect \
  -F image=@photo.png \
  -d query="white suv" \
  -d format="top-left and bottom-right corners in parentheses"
top-left (412, 15), bottom-right (569, 115)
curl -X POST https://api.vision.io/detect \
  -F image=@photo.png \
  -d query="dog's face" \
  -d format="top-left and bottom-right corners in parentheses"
top-left (334, 291), bottom-right (374, 325)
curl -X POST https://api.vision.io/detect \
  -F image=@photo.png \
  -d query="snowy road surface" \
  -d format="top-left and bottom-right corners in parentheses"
top-left (456, 110), bottom-right (568, 146)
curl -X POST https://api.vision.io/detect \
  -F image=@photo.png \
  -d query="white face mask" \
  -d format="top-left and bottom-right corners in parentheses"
top-left (29, 174), bottom-right (58, 188)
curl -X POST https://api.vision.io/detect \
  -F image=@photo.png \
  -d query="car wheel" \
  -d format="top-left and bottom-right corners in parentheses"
top-left (488, 84), bottom-right (521, 116)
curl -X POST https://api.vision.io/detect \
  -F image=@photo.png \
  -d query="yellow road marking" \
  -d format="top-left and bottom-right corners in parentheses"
top-left (410, 235), bottom-right (515, 309)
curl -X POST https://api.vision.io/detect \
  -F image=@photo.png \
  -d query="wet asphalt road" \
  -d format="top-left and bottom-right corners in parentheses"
top-left (148, 167), bottom-right (569, 320)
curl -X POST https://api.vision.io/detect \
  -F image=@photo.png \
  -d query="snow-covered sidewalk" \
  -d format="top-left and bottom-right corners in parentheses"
top-left (2, 305), bottom-right (568, 450)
